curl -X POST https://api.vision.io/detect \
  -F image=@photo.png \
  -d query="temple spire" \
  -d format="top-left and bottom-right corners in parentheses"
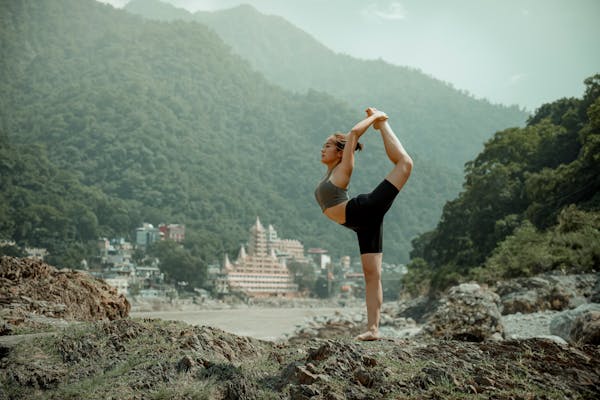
top-left (253, 216), bottom-right (264, 232)
top-left (237, 244), bottom-right (247, 261)
top-left (224, 254), bottom-right (232, 269)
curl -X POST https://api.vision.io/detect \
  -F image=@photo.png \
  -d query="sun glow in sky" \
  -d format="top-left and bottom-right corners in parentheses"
top-left (99, 0), bottom-right (600, 111)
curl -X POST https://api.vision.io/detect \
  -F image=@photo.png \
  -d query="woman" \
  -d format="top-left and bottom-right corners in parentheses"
top-left (314, 107), bottom-right (413, 341)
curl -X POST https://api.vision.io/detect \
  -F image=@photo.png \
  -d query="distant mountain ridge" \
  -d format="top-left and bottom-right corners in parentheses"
top-left (126, 0), bottom-right (527, 165)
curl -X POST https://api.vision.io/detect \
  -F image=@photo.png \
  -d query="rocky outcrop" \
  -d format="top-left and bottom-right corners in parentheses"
top-left (496, 274), bottom-right (597, 315)
top-left (500, 310), bottom-right (567, 343)
top-left (0, 256), bottom-right (130, 332)
top-left (550, 303), bottom-right (600, 345)
top-left (423, 283), bottom-right (504, 341)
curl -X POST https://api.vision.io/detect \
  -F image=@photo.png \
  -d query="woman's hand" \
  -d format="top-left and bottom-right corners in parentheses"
top-left (365, 107), bottom-right (388, 129)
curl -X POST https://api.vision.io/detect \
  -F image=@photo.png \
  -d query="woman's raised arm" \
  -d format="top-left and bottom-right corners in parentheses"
top-left (331, 110), bottom-right (388, 188)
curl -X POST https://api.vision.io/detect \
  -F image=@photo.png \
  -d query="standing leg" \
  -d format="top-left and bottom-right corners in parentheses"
top-left (356, 252), bottom-right (383, 341)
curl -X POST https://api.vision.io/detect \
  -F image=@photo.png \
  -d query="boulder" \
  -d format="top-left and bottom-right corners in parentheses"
top-left (570, 311), bottom-right (600, 345)
top-left (501, 290), bottom-right (542, 314)
top-left (394, 295), bottom-right (440, 323)
top-left (590, 277), bottom-right (600, 303)
top-left (549, 303), bottom-right (600, 344)
top-left (497, 274), bottom-right (597, 315)
top-left (423, 283), bottom-right (504, 341)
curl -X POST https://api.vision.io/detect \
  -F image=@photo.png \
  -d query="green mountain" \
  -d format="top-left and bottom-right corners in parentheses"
top-left (124, 0), bottom-right (528, 258)
top-left (0, 0), bottom-right (411, 267)
top-left (1, 0), bottom-right (531, 276)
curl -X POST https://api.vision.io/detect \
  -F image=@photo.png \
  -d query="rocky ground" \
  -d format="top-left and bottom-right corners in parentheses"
top-left (1, 318), bottom-right (599, 399)
top-left (0, 256), bottom-right (599, 399)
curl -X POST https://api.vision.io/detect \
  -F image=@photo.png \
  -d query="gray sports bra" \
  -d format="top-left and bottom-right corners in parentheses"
top-left (314, 171), bottom-right (349, 212)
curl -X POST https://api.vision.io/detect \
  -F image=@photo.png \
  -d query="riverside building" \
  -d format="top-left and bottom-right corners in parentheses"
top-left (216, 217), bottom-right (299, 297)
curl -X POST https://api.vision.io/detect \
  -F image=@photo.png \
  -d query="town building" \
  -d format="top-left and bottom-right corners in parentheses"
top-left (340, 255), bottom-right (351, 270)
top-left (266, 224), bottom-right (307, 263)
top-left (216, 217), bottom-right (299, 297)
top-left (103, 275), bottom-right (129, 296)
top-left (159, 224), bottom-right (185, 243)
top-left (24, 247), bottom-right (48, 261)
top-left (95, 236), bottom-right (166, 297)
top-left (135, 223), bottom-right (162, 247)
top-left (308, 248), bottom-right (331, 270)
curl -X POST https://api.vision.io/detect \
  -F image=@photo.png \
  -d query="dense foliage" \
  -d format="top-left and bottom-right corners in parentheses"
top-left (0, 137), bottom-right (134, 267)
top-left (404, 76), bottom-right (600, 296)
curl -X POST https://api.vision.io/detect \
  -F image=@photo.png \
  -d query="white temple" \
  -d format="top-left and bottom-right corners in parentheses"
top-left (216, 217), bottom-right (299, 297)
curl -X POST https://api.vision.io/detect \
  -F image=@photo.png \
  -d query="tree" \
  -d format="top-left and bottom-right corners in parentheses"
top-left (314, 275), bottom-right (329, 299)
top-left (147, 240), bottom-right (206, 290)
top-left (286, 260), bottom-right (316, 294)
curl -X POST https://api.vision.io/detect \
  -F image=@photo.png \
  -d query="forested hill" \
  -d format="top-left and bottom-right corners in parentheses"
top-left (404, 75), bottom-right (600, 295)
top-left (1, 0), bottom-right (524, 271)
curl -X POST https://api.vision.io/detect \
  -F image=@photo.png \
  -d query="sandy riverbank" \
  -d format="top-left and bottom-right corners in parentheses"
top-left (131, 306), bottom-right (363, 341)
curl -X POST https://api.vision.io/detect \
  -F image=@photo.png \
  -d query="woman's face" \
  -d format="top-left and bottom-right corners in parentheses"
top-left (321, 137), bottom-right (342, 165)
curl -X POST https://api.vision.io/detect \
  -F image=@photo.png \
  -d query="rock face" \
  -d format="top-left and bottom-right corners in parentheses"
top-left (423, 283), bottom-right (504, 341)
top-left (550, 303), bottom-right (600, 344)
top-left (0, 256), bottom-right (130, 331)
top-left (496, 274), bottom-right (597, 315)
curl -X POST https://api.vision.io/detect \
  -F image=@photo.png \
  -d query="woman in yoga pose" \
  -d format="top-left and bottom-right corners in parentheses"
top-left (314, 107), bottom-right (413, 341)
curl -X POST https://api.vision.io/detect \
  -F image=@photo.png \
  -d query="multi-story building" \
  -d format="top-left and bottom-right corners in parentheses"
top-left (266, 224), bottom-right (306, 263)
top-left (135, 223), bottom-right (162, 247)
top-left (98, 237), bottom-right (134, 268)
top-left (159, 224), bottom-right (185, 243)
top-left (216, 217), bottom-right (299, 297)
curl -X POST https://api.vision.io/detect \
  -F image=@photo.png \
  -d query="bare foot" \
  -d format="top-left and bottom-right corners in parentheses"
top-left (365, 107), bottom-right (386, 130)
top-left (355, 330), bottom-right (380, 341)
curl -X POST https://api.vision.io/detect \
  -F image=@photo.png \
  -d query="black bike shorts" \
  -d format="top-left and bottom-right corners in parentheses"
top-left (342, 179), bottom-right (399, 254)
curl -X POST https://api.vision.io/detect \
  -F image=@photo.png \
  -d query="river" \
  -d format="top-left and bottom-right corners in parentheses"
top-left (131, 306), bottom-right (363, 341)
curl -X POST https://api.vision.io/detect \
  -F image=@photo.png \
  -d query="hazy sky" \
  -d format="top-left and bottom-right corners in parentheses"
top-left (100, 0), bottom-right (600, 111)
